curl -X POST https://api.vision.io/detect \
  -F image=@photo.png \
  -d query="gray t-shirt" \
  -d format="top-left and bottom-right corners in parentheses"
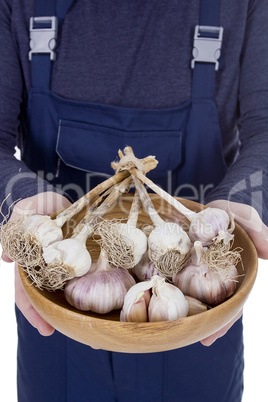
top-left (0, 0), bottom-right (267, 223)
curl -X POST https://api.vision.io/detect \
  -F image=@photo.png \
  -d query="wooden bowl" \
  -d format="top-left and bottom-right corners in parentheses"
top-left (19, 194), bottom-right (258, 353)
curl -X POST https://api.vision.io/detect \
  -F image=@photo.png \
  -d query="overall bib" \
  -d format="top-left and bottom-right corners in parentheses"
top-left (16, 0), bottom-right (244, 401)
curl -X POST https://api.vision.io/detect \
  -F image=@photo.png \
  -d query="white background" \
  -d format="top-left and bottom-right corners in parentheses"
top-left (0, 255), bottom-right (267, 402)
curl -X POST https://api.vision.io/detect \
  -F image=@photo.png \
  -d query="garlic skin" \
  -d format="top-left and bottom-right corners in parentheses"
top-left (43, 238), bottom-right (92, 278)
top-left (174, 262), bottom-right (238, 306)
top-left (22, 214), bottom-right (63, 247)
top-left (148, 222), bottom-right (191, 277)
top-left (123, 289), bottom-right (151, 322)
top-left (148, 277), bottom-right (189, 321)
top-left (120, 275), bottom-right (189, 322)
top-left (117, 223), bottom-right (148, 265)
top-left (65, 250), bottom-right (136, 314)
top-left (189, 208), bottom-right (232, 246)
top-left (120, 278), bottom-right (155, 322)
top-left (149, 222), bottom-right (191, 258)
top-left (184, 295), bottom-right (208, 316)
top-left (131, 251), bottom-right (161, 281)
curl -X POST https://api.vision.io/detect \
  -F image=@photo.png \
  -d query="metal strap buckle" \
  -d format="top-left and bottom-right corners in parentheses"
top-left (191, 25), bottom-right (223, 71)
top-left (29, 16), bottom-right (58, 61)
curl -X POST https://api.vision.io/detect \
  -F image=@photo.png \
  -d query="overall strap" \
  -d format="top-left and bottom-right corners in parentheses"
top-left (29, 0), bottom-right (75, 89)
top-left (191, 0), bottom-right (223, 100)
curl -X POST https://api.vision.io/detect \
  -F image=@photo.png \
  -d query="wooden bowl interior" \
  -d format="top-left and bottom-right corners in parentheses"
top-left (19, 195), bottom-right (258, 352)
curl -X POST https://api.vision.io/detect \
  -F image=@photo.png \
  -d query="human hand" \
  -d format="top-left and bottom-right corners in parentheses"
top-left (201, 200), bottom-right (268, 346)
top-left (1, 192), bottom-right (71, 336)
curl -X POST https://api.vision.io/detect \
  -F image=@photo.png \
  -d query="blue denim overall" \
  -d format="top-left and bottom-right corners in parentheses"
top-left (16, 0), bottom-right (244, 401)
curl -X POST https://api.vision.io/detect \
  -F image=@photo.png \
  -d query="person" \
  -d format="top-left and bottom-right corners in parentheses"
top-left (0, 0), bottom-right (268, 401)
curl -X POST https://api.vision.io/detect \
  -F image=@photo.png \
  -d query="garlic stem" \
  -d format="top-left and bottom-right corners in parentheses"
top-left (126, 190), bottom-right (141, 229)
top-left (72, 176), bottom-right (133, 239)
top-left (56, 151), bottom-right (158, 229)
top-left (54, 170), bottom-right (130, 227)
top-left (132, 177), bottom-right (164, 227)
top-left (131, 168), bottom-right (196, 221)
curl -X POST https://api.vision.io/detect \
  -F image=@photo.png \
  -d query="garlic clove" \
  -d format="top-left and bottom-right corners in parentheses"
top-left (184, 295), bottom-right (208, 316)
top-left (43, 238), bottom-right (92, 278)
top-left (131, 251), bottom-right (162, 281)
top-left (22, 214), bottom-right (63, 247)
top-left (120, 277), bottom-right (156, 322)
top-left (148, 277), bottom-right (189, 321)
top-left (189, 208), bottom-right (231, 246)
top-left (121, 290), bottom-right (151, 322)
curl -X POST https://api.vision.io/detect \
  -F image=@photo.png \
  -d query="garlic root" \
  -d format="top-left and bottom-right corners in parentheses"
top-left (96, 191), bottom-right (147, 269)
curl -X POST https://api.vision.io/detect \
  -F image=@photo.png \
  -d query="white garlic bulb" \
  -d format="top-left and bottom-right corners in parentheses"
top-left (43, 238), bottom-right (92, 278)
top-left (22, 214), bottom-right (63, 247)
top-left (96, 220), bottom-right (148, 269)
top-left (149, 222), bottom-right (191, 259)
top-left (189, 208), bottom-right (233, 246)
top-left (65, 249), bottom-right (136, 314)
top-left (117, 223), bottom-right (148, 265)
top-left (120, 275), bottom-right (189, 322)
top-left (173, 242), bottom-right (238, 305)
top-left (148, 222), bottom-right (192, 277)
top-left (148, 276), bottom-right (189, 321)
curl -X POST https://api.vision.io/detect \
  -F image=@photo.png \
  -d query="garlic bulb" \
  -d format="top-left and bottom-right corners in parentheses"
top-left (114, 222), bottom-right (148, 266)
top-left (65, 249), bottom-right (136, 314)
top-left (148, 222), bottom-right (191, 277)
top-left (0, 213), bottom-right (64, 272)
top-left (173, 241), bottom-right (238, 305)
top-left (43, 238), bottom-right (92, 278)
top-left (96, 191), bottom-right (147, 269)
top-left (148, 276), bottom-right (189, 321)
top-left (22, 214), bottom-right (63, 247)
top-left (128, 176), bottom-right (191, 278)
top-left (189, 208), bottom-right (233, 246)
top-left (131, 251), bottom-right (161, 281)
top-left (120, 275), bottom-right (189, 322)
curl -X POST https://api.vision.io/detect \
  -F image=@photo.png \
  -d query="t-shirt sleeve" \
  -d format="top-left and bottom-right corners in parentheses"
top-left (206, 0), bottom-right (268, 225)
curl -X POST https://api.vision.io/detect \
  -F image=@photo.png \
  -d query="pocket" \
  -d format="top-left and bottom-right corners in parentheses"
top-left (56, 119), bottom-right (183, 179)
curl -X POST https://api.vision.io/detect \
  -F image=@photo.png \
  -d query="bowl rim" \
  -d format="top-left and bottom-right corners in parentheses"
top-left (19, 195), bottom-right (258, 352)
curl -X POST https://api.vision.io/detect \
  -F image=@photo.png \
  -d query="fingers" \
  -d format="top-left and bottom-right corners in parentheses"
top-left (13, 191), bottom-right (71, 217)
top-left (15, 265), bottom-right (55, 336)
top-left (2, 193), bottom-right (71, 335)
top-left (200, 309), bottom-right (243, 347)
top-left (207, 200), bottom-right (268, 260)
top-left (1, 251), bottom-right (13, 263)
